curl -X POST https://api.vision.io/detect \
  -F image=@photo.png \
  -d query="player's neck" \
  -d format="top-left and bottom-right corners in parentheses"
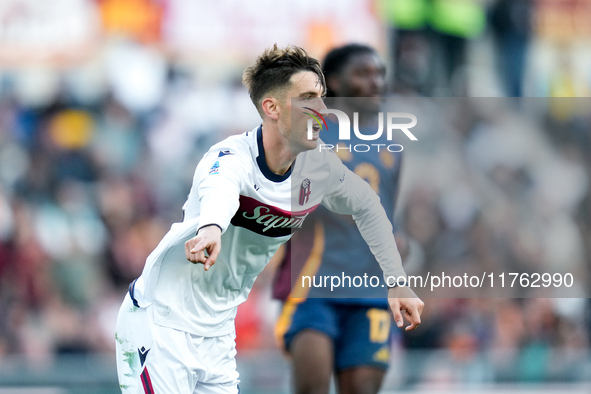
top-left (260, 124), bottom-right (294, 176)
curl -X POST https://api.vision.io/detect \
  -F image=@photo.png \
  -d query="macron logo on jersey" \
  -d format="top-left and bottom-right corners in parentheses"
top-left (138, 346), bottom-right (150, 367)
top-left (218, 150), bottom-right (233, 157)
top-left (231, 195), bottom-right (318, 237)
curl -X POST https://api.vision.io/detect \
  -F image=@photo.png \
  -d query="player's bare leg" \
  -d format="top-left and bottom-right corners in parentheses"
top-left (290, 330), bottom-right (334, 394)
top-left (337, 367), bottom-right (385, 394)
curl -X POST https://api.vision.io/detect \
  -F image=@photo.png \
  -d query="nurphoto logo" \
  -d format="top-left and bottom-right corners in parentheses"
top-left (304, 108), bottom-right (418, 153)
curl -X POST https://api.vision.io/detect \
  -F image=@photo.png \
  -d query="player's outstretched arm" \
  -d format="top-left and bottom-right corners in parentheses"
top-left (387, 286), bottom-right (424, 331)
top-left (320, 153), bottom-right (425, 330)
top-left (185, 225), bottom-right (222, 271)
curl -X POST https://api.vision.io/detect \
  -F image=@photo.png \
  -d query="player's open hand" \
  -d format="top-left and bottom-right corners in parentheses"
top-left (387, 286), bottom-right (424, 332)
top-left (185, 225), bottom-right (222, 271)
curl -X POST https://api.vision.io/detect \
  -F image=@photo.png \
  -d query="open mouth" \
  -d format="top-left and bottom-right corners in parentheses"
top-left (309, 124), bottom-right (321, 140)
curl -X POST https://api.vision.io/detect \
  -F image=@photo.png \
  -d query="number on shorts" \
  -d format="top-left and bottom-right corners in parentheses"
top-left (367, 308), bottom-right (390, 343)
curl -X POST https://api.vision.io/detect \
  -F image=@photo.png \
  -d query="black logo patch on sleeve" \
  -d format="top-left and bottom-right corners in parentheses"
top-left (138, 346), bottom-right (151, 367)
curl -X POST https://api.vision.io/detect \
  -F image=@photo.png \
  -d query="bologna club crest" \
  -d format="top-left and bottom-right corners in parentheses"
top-left (299, 178), bottom-right (311, 206)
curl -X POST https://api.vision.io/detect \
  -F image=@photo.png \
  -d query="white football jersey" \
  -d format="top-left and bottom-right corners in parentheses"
top-left (131, 125), bottom-right (405, 337)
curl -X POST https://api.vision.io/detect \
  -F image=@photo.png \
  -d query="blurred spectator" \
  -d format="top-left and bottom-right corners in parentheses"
top-left (490, 0), bottom-right (533, 97)
top-left (380, 0), bottom-right (434, 95)
top-left (429, 0), bottom-right (486, 95)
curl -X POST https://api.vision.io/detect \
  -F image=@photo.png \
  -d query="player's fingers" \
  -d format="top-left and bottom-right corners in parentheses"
top-left (389, 300), bottom-right (404, 328)
top-left (190, 239), bottom-right (207, 254)
top-left (185, 241), bottom-right (192, 260)
top-left (403, 307), bottom-right (421, 331)
top-left (197, 250), bottom-right (207, 263)
top-left (188, 250), bottom-right (206, 264)
top-left (417, 299), bottom-right (425, 314)
top-left (203, 257), bottom-right (214, 271)
top-left (209, 242), bottom-right (221, 263)
top-left (185, 240), bottom-right (202, 261)
top-left (203, 244), bottom-right (221, 271)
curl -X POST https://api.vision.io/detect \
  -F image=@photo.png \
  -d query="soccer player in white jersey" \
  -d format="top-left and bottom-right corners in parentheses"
top-left (115, 44), bottom-right (424, 394)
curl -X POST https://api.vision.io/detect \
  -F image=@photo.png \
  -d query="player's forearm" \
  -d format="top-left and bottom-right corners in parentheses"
top-left (322, 163), bottom-right (407, 283)
top-left (197, 191), bottom-right (239, 233)
top-left (352, 194), bottom-right (407, 283)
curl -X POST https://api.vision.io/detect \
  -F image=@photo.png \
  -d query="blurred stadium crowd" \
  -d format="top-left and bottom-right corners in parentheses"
top-left (0, 0), bottom-right (591, 390)
top-left (392, 96), bottom-right (591, 384)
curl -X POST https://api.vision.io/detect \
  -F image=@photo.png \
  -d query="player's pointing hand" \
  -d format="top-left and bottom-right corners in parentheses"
top-left (387, 286), bottom-right (424, 331)
top-left (185, 225), bottom-right (222, 270)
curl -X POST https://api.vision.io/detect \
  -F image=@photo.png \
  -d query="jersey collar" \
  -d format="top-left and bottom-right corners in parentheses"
top-left (256, 125), bottom-right (293, 183)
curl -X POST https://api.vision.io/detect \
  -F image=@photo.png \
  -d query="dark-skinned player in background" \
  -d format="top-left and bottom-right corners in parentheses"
top-left (274, 44), bottom-right (411, 394)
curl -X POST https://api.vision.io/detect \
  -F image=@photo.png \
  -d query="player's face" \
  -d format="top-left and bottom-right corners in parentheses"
top-left (336, 52), bottom-right (386, 110)
top-left (279, 70), bottom-right (326, 154)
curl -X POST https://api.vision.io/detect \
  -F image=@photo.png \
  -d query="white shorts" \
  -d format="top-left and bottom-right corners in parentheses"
top-left (115, 293), bottom-right (240, 394)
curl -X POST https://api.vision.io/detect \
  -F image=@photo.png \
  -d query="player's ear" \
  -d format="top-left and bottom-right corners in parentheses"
top-left (261, 97), bottom-right (280, 120)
